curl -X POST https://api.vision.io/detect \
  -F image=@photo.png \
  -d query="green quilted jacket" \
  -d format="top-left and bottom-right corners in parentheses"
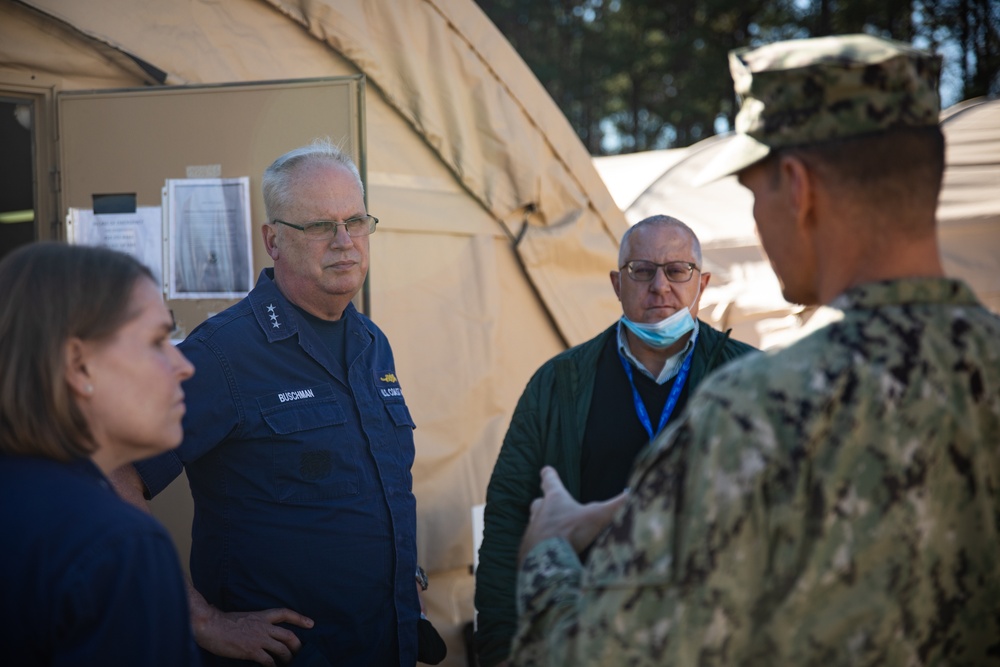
top-left (474, 320), bottom-right (757, 667)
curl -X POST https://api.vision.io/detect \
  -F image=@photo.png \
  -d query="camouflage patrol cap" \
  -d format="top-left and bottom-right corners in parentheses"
top-left (695, 34), bottom-right (942, 185)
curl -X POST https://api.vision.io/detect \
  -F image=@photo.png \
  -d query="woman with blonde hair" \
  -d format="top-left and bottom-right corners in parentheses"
top-left (0, 242), bottom-right (200, 665)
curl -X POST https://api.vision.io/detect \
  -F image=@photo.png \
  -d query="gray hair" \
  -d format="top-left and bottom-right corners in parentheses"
top-left (619, 215), bottom-right (702, 267)
top-left (262, 138), bottom-right (364, 221)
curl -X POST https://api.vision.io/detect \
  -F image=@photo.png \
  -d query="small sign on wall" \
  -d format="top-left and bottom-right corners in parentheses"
top-left (67, 204), bottom-right (165, 289)
top-left (164, 177), bottom-right (253, 300)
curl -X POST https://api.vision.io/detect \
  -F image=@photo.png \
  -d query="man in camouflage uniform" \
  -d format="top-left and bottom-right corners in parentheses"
top-left (509, 34), bottom-right (1000, 666)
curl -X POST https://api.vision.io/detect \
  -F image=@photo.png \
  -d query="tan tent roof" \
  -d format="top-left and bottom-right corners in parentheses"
top-left (596, 97), bottom-right (1000, 348)
top-left (938, 98), bottom-right (1000, 312)
top-left (3, 1), bottom-right (629, 661)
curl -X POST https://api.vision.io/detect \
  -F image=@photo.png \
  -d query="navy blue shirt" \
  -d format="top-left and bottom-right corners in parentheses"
top-left (136, 269), bottom-right (419, 666)
top-left (0, 454), bottom-right (199, 666)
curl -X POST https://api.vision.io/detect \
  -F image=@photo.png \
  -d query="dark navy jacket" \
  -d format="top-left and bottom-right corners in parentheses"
top-left (0, 455), bottom-right (199, 666)
top-left (137, 269), bottom-right (419, 666)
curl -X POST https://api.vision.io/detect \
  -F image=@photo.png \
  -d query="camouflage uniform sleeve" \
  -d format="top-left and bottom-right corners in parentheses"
top-left (510, 538), bottom-right (585, 666)
top-left (509, 365), bottom-right (806, 666)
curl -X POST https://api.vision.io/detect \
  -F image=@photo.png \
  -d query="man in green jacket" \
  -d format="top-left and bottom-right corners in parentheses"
top-left (474, 215), bottom-right (756, 666)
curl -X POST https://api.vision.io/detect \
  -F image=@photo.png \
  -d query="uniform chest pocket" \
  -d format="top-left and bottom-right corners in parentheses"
top-left (261, 396), bottom-right (359, 502)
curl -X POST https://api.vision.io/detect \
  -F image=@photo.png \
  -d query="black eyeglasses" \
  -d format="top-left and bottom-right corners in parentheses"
top-left (273, 214), bottom-right (378, 239)
top-left (621, 260), bottom-right (699, 283)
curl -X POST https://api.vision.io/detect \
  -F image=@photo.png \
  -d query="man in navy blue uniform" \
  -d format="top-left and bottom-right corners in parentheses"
top-left (113, 140), bottom-right (420, 666)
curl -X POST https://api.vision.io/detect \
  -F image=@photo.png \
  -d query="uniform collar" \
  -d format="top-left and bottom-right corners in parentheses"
top-left (64, 455), bottom-right (113, 491)
top-left (829, 278), bottom-right (979, 312)
top-left (248, 268), bottom-right (369, 344)
top-left (249, 269), bottom-right (299, 342)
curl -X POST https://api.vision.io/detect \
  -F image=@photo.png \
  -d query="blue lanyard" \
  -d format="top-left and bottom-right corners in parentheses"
top-left (618, 346), bottom-right (694, 439)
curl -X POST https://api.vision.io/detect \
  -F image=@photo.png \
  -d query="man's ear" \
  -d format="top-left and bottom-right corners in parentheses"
top-left (63, 337), bottom-right (93, 398)
top-left (262, 223), bottom-right (279, 261)
top-left (610, 270), bottom-right (622, 301)
top-left (782, 154), bottom-right (816, 233)
top-left (689, 271), bottom-right (711, 319)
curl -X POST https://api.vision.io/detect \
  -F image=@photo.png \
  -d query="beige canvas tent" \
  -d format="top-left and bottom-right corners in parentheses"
top-left (594, 96), bottom-right (1000, 349)
top-left (1, 1), bottom-right (628, 662)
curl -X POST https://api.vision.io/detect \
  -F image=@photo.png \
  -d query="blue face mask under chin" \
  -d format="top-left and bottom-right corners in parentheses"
top-left (620, 306), bottom-right (696, 349)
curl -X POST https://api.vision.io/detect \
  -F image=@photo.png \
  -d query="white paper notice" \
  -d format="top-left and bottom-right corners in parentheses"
top-left (68, 206), bottom-right (164, 288)
top-left (165, 177), bottom-right (253, 300)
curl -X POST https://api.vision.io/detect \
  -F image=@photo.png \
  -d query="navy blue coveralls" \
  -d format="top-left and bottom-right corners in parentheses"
top-left (137, 269), bottom-right (419, 666)
top-left (0, 455), bottom-right (199, 666)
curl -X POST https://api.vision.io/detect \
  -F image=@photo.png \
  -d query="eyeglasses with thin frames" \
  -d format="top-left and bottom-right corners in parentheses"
top-left (621, 260), bottom-right (699, 283)
top-left (273, 214), bottom-right (378, 239)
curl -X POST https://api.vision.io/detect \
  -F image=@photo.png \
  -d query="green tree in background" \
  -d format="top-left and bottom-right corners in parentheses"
top-left (475, 0), bottom-right (1000, 155)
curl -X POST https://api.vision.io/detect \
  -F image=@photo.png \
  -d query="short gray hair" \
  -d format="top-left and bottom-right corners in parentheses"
top-left (262, 138), bottom-right (364, 221)
top-left (619, 215), bottom-right (702, 267)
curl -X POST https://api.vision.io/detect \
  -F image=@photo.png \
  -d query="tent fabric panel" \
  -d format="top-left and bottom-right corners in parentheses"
top-left (262, 0), bottom-right (623, 229)
top-left (592, 148), bottom-right (689, 209)
top-left (261, 0), bottom-right (627, 343)
top-left (370, 230), bottom-right (566, 572)
top-left (21, 0), bottom-right (333, 85)
top-left (431, 0), bottom-right (624, 228)
top-left (363, 77), bottom-right (503, 237)
top-left (368, 180), bottom-right (502, 236)
top-left (517, 214), bottom-right (629, 344)
top-left (937, 99), bottom-right (1000, 309)
top-left (939, 99), bottom-right (1000, 225)
top-left (619, 135), bottom-right (760, 249)
top-left (0, 2), bottom-right (152, 90)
